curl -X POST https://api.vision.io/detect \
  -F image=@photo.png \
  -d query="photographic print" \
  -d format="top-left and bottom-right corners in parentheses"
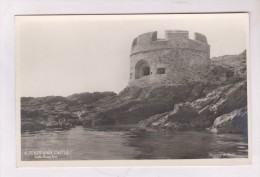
top-left (16, 14), bottom-right (249, 166)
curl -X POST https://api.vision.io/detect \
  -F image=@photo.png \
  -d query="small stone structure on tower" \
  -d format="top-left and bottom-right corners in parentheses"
top-left (128, 30), bottom-right (210, 87)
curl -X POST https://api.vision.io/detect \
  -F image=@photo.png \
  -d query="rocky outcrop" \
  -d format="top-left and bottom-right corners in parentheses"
top-left (210, 107), bottom-right (248, 134)
top-left (210, 50), bottom-right (247, 82)
top-left (21, 50), bottom-right (248, 134)
top-left (137, 50), bottom-right (248, 133)
top-left (90, 82), bottom-right (210, 126)
top-left (21, 121), bottom-right (46, 133)
top-left (138, 80), bottom-right (247, 133)
top-left (21, 92), bottom-right (116, 132)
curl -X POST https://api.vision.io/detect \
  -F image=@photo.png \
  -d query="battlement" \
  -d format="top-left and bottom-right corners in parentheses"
top-left (165, 30), bottom-right (189, 41)
top-left (194, 32), bottom-right (207, 43)
top-left (132, 30), bottom-right (207, 47)
top-left (131, 30), bottom-right (209, 55)
top-left (136, 31), bottom-right (157, 45)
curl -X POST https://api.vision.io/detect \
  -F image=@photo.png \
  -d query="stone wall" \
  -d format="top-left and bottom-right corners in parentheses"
top-left (129, 30), bottom-right (210, 87)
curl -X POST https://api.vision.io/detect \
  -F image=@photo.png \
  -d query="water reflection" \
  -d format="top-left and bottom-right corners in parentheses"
top-left (21, 126), bottom-right (248, 161)
top-left (126, 130), bottom-right (248, 159)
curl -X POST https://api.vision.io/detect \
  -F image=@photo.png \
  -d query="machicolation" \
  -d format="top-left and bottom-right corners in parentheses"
top-left (128, 30), bottom-right (210, 87)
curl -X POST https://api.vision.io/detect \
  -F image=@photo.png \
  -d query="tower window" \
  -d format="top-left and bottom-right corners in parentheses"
top-left (132, 38), bottom-right (137, 47)
top-left (143, 67), bottom-right (150, 76)
top-left (157, 68), bottom-right (166, 74)
top-left (130, 73), bottom-right (132, 79)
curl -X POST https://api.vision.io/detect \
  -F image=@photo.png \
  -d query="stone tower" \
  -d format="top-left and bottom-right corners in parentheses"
top-left (128, 30), bottom-right (210, 87)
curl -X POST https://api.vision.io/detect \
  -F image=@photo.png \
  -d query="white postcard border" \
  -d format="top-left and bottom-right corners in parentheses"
top-left (0, 0), bottom-right (259, 177)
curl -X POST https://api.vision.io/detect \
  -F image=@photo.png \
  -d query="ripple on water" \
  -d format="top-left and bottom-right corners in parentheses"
top-left (21, 126), bottom-right (248, 160)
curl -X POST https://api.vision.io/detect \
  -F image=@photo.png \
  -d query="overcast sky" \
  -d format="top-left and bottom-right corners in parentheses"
top-left (17, 14), bottom-right (248, 97)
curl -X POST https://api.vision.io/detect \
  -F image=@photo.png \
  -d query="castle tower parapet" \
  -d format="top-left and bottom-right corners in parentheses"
top-left (165, 30), bottom-right (189, 41)
top-left (131, 30), bottom-right (209, 56)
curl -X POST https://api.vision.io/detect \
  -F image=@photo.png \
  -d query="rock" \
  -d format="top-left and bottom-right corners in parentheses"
top-left (162, 122), bottom-right (178, 130)
top-left (82, 118), bottom-right (94, 127)
top-left (130, 127), bottom-right (148, 134)
top-left (138, 112), bottom-right (169, 130)
top-left (20, 51), bottom-right (248, 134)
top-left (190, 81), bottom-right (247, 128)
top-left (92, 82), bottom-right (209, 126)
top-left (210, 50), bottom-right (247, 81)
top-left (21, 122), bottom-right (46, 133)
top-left (210, 107), bottom-right (247, 133)
top-left (20, 92), bottom-right (116, 131)
top-left (68, 91), bottom-right (116, 104)
top-left (137, 80), bottom-right (247, 132)
top-left (138, 103), bottom-right (198, 130)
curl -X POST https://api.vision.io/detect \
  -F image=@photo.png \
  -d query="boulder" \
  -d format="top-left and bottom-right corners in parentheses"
top-left (210, 107), bottom-right (248, 134)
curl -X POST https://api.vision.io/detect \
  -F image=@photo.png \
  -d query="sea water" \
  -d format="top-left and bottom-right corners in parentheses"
top-left (21, 125), bottom-right (248, 160)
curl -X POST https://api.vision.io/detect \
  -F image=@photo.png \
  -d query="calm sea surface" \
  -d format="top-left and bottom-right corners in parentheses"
top-left (21, 125), bottom-right (248, 160)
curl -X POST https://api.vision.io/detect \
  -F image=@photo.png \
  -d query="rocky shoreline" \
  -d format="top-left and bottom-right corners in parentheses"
top-left (21, 50), bottom-right (247, 135)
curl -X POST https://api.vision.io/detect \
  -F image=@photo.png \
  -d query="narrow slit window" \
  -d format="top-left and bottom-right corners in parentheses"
top-left (157, 68), bottom-right (166, 74)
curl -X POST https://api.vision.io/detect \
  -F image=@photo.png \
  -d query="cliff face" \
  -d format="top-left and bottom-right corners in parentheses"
top-left (21, 92), bottom-right (116, 132)
top-left (21, 50), bottom-right (247, 134)
top-left (138, 81), bottom-right (247, 133)
top-left (137, 50), bottom-right (247, 133)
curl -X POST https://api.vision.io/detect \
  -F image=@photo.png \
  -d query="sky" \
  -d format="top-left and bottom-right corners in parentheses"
top-left (16, 14), bottom-right (248, 97)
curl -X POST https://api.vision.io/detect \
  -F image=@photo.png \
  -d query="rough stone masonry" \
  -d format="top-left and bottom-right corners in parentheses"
top-left (129, 30), bottom-right (210, 87)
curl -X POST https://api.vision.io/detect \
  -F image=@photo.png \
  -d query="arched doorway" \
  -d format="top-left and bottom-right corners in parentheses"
top-left (135, 59), bottom-right (150, 79)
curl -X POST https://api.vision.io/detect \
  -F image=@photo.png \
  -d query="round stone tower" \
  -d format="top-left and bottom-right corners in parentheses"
top-left (128, 30), bottom-right (210, 87)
